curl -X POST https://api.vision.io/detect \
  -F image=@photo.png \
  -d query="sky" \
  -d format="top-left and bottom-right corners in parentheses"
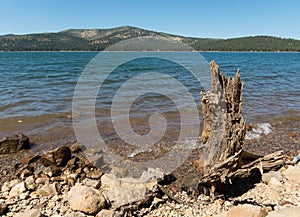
top-left (0, 0), bottom-right (300, 39)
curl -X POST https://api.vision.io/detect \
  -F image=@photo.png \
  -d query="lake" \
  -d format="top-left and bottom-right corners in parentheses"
top-left (0, 52), bottom-right (299, 149)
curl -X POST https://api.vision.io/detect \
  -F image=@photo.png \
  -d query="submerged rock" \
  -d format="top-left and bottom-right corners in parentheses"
top-left (0, 134), bottom-right (29, 154)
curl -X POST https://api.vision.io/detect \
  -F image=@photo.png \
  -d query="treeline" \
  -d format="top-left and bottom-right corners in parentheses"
top-left (0, 26), bottom-right (300, 52)
top-left (188, 36), bottom-right (300, 51)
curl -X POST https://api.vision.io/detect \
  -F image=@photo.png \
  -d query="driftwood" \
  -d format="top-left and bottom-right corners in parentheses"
top-left (195, 61), bottom-right (287, 196)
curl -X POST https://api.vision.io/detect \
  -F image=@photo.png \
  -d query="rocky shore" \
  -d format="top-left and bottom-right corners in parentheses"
top-left (0, 134), bottom-right (299, 217)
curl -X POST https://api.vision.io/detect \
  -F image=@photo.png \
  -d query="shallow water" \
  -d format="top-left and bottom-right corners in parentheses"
top-left (0, 52), bottom-right (299, 148)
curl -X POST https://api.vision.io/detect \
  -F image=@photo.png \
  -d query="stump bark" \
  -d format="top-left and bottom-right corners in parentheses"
top-left (194, 61), bottom-right (287, 196)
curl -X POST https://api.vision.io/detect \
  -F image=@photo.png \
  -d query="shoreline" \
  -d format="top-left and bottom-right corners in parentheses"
top-left (0, 116), bottom-right (299, 216)
top-left (1, 112), bottom-right (299, 153)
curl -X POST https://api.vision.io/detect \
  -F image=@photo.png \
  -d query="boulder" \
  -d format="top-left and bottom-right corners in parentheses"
top-left (100, 174), bottom-right (157, 209)
top-left (68, 184), bottom-right (105, 214)
top-left (0, 134), bottom-right (29, 154)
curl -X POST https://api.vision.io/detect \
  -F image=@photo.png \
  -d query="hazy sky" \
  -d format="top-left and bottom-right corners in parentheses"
top-left (0, 0), bottom-right (299, 39)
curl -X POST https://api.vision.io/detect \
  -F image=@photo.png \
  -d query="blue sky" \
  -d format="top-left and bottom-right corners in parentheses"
top-left (0, 0), bottom-right (299, 39)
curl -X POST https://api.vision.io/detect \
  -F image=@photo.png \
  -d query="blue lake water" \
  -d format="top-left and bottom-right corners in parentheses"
top-left (0, 52), bottom-right (299, 144)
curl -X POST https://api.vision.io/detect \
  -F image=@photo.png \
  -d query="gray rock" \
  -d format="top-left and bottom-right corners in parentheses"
top-left (68, 184), bottom-right (105, 214)
top-left (0, 134), bottom-right (29, 154)
top-left (100, 174), bottom-right (157, 209)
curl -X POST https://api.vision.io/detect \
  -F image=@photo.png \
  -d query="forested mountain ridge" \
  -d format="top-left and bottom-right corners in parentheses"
top-left (1, 26), bottom-right (300, 51)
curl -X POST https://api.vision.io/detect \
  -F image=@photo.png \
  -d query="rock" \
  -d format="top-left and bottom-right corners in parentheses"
top-left (267, 206), bottom-right (300, 217)
top-left (43, 165), bottom-right (61, 177)
top-left (40, 146), bottom-right (72, 167)
top-left (19, 154), bottom-right (41, 165)
top-left (70, 143), bottom-right (82, 153)
top-left (86, 169), bottom-right (103, 179)
top-left (0, 204), bottom-right (8, 215)
top-left (1, 181), bottom-right (10, 192)
top-left (0, 134), bottom-right (29, 154)
top-left (265, 187), bottom-right (280, 201)
top-left (36, 183), bottom-right (58, 197)
top-left (82, 178), bottom-right (100, 188)
top-left (100, 174), bottom-right (157, 209)
top-left (262, 171), bottom-right (283, 184)
top-left (96, 209), bottom-right (115, 217)
top-left (19, 166), bottom-right (34, 179)
top-left (19, 192), bottom-right (29, 200)
top-left (25, 176), bottom-right (36, 190)
top-left (282, 165), bottom-right (300, 184)
top-left (269, 177), bottom-right (284, 192)
top-left (139, 168), bottom-right (165, 181)
top-left (110, 166), bottom-right (127, 177)
top-left (9, 181), bottom-right (26, 198)
top-left (67, 157), bottom-right (81, 169)
top-left (216, 204), bottom-right (267, 217)
top-left (64, 210), bottom-right (87, 217)
top-left (52, 146), bottom-right (72, 166)
top-left (14, 208), bottom-right (42, 217)
top-left (292, 153), bottom-right (300, 164)
top-left (35, 177), bottom-right (49, 185)
top-left (68, 184), bottom-right (105, 214)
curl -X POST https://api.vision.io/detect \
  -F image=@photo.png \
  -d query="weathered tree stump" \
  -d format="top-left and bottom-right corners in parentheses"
top-left (194, 61), bottom-right (246, 173)
top-left (194, 61), bottom-right (287, 196)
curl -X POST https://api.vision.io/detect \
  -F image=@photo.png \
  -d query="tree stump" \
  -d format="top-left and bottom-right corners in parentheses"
top-left (194, 61), bottom-right (246, 174)
top-left (194, 61), bottom-right (287, 196)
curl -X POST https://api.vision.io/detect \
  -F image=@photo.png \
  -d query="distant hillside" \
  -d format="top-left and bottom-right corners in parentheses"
top-left (0, 26), bottom-right (300, 51)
